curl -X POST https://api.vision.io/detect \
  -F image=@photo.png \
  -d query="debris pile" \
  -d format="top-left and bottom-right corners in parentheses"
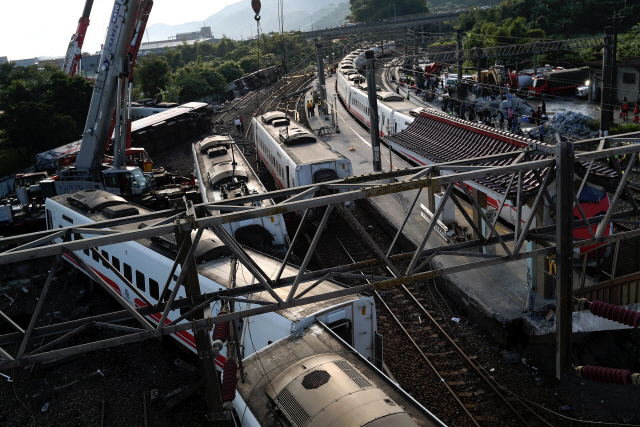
top-left (530, 111), bottom-right (598, 140)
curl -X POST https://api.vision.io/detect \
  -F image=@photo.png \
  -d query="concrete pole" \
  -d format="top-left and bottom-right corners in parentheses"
top-left (612, 13), bottom-right (618, 107)
top-left (315, 41), bottom-right (326, 115)
top-left (283, 36), bottom-right (289, 73)
top-left (175, 224), bottom-right (224, 418)
top-left (533, 41), bottom-right (538, 76)
top-left (471, 188), bottom-right (487, 240)
top-left (476, 47), bottom-right (481, 82)
top-left (555, 141), bottom-right (574, 379)
top-left (365, 50), bottom-right (382, 172)
top-left (601, 27), bottom-right (614, 136)
top-left (456, 29), bottom-right (464, 100)
top-left (404, 29), bottom-right (408, 56)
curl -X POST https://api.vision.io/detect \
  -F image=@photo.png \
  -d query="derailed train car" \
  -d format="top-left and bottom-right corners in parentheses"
top-left (225, 65), bottom-right (283, 99)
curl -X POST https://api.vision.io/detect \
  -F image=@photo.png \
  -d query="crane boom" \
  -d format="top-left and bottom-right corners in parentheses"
top-left (75, 0), bottom-right (140, 175)
top-left (62, 0), bottom-right (95, 77)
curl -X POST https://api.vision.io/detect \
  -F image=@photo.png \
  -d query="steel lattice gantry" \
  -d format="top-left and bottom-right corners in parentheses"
top-left (2, 133), bottom-right (640, 380)
top-left (373, 36), bottom-right (605, 68)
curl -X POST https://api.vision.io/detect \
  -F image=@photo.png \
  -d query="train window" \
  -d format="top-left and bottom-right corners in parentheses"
top-left (112, 256), bottom-right (120, 271)
top-left (101, 250), bottom-right (109, 266)
top-left (83, 247), bottom-right (89, 256)
top-left (149, 279), bottom-right (159, 300)
top-left (136, 270), bottom-right (145, 292)
top-left (124, 263), bottom-right (132, 283)
top-left (62, 214), bottom-right (73, 224)
top-left (92, 249), bottom-right (99, 262)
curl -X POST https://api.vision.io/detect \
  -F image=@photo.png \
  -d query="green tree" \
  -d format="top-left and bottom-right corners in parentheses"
top-left (162, 49), bottom-right (185, 72)
top-left (0, 102), bottom-right (76, 167)
top-left (215, 60), bottom-right (244, 84)
top-left (349, 0), bottom-right (428, 22)
top-left (42, 74), bottom-right (93, 134)
top-left (136, 55), bottom-right (171, 98)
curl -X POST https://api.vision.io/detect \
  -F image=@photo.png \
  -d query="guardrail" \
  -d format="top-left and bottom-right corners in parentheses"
top-left (574, 271), bottom-right (640, 306)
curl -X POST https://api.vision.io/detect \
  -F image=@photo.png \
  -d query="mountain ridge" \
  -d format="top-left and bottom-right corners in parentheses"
top-left (146, 0), bottom-right (349, 41)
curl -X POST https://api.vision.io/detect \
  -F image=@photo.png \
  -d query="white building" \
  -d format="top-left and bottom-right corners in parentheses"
top-left (11, 57), bottom-right (38, 67)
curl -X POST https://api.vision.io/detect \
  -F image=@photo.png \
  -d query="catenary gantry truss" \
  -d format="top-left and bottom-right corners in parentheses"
top-left (372, 36), bottom-right (605, 69)
top-left (1, 133), bottom-right (640, 379)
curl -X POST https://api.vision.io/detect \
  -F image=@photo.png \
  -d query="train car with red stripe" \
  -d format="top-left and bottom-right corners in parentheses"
top-left (44, 190), bottom-right (377, 369)
top-left (337, 68), bottom-right (422, 137)
top-left (252, 111), bottom-right (353, 190)
top-left (337, 65), bottom-right (614, 263)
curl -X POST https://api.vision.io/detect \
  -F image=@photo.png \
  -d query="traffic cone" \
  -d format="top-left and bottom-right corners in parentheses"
top-left (349, 143), bottom-right (355, 151)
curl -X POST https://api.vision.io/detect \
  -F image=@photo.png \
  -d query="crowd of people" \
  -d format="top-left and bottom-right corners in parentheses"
top-left (396, 74), bottom-right (552, 141)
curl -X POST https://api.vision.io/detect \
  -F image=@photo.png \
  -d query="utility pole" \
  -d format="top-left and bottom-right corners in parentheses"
top-left (533, 41), bottom-right (538, 76)
top-left (555, 141), bottom-right (574, 380)
top-left (315, 41), bottom-right (327, 115)
top-left (611, 13), bottom-right (624, 118)
top-left (476, 47), bottom-right (481, 82)
top-left (175, 209), bottom-right (225, 418)
top-left (365, 50), bottom-right (382, 172)
top-left (404, 28), bottom-right (408, 56)
top-left (283, 35), bottom-right (289, 73)
top-left (601, 26), bottom-right (614, 136)
top-left (456, 29), bottom-right (464, 100)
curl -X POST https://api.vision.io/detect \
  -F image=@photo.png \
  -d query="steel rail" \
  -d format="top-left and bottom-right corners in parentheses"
top-left (401, 286), bottom-right (531, 426)
top-left (375, 291), bottom-right (481, 427)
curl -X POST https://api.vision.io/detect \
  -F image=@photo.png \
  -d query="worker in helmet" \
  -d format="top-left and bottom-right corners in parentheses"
top-left (622, 97), bottom-right (629, 122)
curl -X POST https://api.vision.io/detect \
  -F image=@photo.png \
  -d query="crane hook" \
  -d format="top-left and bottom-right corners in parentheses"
top-left (252, 0), bottom-right (261, 20)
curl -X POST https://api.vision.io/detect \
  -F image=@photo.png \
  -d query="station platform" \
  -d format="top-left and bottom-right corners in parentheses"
top-left (305, 75), bottom-right (592, 347)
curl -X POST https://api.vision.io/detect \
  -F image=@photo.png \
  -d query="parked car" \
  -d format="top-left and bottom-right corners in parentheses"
top-left (455, 9), bottom-right (467, 13)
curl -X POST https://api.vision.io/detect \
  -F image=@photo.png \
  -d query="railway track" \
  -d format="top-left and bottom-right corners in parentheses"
top-left (244, 71), bottom-right (315, 139)
top-left (327, 205), bottom-right (532, 426)
top-left (376, 285), bottom-right (530, 426)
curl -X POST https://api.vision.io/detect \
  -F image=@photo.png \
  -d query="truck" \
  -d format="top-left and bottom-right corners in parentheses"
top-left (528, 67), bottom-right (590, 97)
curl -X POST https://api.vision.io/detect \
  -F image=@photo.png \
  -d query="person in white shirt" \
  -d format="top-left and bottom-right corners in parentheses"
top-left (234, 118), bottom-right (241, 134)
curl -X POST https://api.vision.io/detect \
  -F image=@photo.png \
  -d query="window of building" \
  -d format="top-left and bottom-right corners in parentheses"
top-left (136, 270), bottom-right (145, 292)
top-left (124, 263), bottom-right (132, 283)
top-left (112, 256), bottom-right (120, 272)
top-left (623, 72), bottom-right (636, 85)
top-left (149, 279), bottom-right (159, 300)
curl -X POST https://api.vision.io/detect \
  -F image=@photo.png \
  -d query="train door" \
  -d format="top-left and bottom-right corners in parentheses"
top-left (286, 165), bottom-right (290, 189)
top-left (352, 299), bottom-right (375, 361)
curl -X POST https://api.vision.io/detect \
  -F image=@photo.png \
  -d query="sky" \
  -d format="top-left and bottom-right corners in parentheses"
top-left (0, 0), bottom-right (241, 60)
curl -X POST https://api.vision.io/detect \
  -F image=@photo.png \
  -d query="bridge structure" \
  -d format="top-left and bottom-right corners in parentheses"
top-left (305, 10), bottom-right (464, 40)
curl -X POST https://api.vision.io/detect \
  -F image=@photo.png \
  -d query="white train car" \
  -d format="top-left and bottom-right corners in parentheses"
top-left (235, 323), bottom-right (446, 427)
top-left (44, 190), bottom-right (378, 368)
top-left (354, 41), bottom-right (396, 69)
top-left (337, 69), bottom-right (421, 136)
top-left (192, 134), bottom-right (289, 250)
top-left (252, 112), bottom-right (353, 189)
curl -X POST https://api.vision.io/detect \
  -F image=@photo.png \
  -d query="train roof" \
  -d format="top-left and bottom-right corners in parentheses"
top-left (385, 109), bottom-right (619, 195)
top-left (256, 112), bottom-right (346, 166)
top-left (48, 191), bottom-right (364, 321)
top-left (193, 134), bottom-right (272, 206)
top-left (237, 323), bottom-right (445, 427)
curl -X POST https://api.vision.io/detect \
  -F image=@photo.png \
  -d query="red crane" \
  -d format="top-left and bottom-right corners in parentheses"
top-left (62, 0), bottom-right (95, 77)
